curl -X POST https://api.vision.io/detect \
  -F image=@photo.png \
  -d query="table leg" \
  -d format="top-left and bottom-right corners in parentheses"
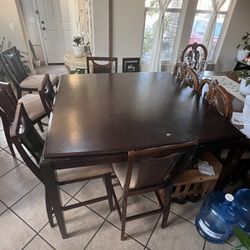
top-left (41, 164), bottom-right (67, 238)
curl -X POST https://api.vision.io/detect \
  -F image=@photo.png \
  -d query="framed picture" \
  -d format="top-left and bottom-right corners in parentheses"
top-left (122, 58), bottom-right (140, 73)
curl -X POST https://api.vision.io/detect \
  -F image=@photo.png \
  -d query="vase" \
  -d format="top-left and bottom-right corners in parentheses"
top-left (237, 49), bottom-right (249, 61)
top-left (240, 79), bottom-right (250, 96)
top-left (72, 45), bottom-right (85, 58)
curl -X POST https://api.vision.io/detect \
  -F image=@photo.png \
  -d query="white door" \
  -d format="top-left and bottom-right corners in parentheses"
top-left (35, 0), bottom-right (78, 63)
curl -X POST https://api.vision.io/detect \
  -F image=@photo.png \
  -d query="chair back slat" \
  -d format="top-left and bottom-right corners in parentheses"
top-left (39, 74), bottom-right (56, 115)
top-left (182, 67), bottom-right (199, 92)
top-left (87, 57), bottom-right (118, 73)
top-left (10, 103), bottom-right (44, 180)
top-left (125, 141), bottom-right (197, 190)
top-left (1, 47), bottom-right (28, 85)
top-left (0, 82), bottom-right (18, 122)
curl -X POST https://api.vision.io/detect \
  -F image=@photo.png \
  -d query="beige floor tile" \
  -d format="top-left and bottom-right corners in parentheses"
top-left (170, 200), bottom-right (203, 224)
top-left (0, 164), bottom-right (40, 206)
top-left (204, 241), bottom-right (232, 250)
top-left (226, 235), bottom-right (238, 247)
top-left (0, 200), bottom-right (7, 215)
top-left (0, 150), bottom-right (21, 177)
top-left (86, 221), bottom-right (144, 250)
top-left (40, 198), bottom-right (104, 250)
top-left (60, 181), bottom-right (87, 197)
top-left (4, 146), bottom-right (24, 162)
top-left (147, 212), bottom-right (204, 250)
top-left (12, 184), bottom-right (71, 232)
top-left (0, 130), bottom-right (8, 148)
top-left (23, 235), bottom-right (54, 250)
top-left (0, 119), bottom-right (3, 131)
top-left (0, 210), bottom-right (35, 250)
top-left (142, 192), bottom-right (158, 203)
top-left (75, 179), bottom-right (123, 218)
top-left (107, 195), bottom-right (161, 245)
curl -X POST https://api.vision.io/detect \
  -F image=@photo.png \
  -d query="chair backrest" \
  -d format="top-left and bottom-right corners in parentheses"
top-left (10, 103), bottom-right (44, 181)
top-left (39, 74), bottom-right (56, 116)
top-left (124, 141), bottom-right (196, 190)
top-left (0, 47), bottom-right (29, 87)
top-left (87, 57), bottom-right (118, 73)
top-left (180, 43), bottom-right (207, 72)
top-left (0, 82), bottom-right (18, 122)
top-left (122, 58), bottom-right (140, 73)
top-left (204, 80), bottom-right (233, 119)
top-left (173, 62), bottom-right (185, 81)
top-left (182, 67), bottom-right (199, 92)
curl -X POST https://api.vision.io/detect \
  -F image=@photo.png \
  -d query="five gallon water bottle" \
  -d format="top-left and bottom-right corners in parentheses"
top-left (195, 192), bottom-right (241, 243)
top-left (234, 189), bottom-right (250, 232)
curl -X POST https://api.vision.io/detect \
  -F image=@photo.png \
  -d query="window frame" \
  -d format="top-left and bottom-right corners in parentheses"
top-left (141, 2), bottom-right (186, 64)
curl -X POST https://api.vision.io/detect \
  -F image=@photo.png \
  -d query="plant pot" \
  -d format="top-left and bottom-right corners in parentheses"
top-left (240, 79), bottom-right (250, 96)
top-left (72, 45), bottom-right (85, 58)
top-left (237, 49), bottom-right (249, 61)
top-left (33, 59), bottom-right (41, 68)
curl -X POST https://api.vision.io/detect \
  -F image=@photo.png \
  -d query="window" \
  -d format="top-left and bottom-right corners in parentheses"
top-left (189, 0), bottom-right (231, 61)
top-left (142, 0), bottom-right (184, 63)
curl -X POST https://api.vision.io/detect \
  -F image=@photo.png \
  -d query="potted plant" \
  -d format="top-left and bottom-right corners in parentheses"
top-left (237, 32), bottom-right (250, 61)
top-left (233, 226), bottom-right (250, 250)
top-left (239, 71), bottom-right (250, 95)
top-left (72, 36), bottom-right (84, 58)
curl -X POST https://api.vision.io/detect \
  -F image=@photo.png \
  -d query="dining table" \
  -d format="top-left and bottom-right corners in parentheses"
top-left (41, 71), bottom-right (247, 236)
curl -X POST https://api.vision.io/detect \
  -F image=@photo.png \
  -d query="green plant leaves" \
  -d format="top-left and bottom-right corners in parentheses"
top-left (233, 226), bottom-right (250, 250)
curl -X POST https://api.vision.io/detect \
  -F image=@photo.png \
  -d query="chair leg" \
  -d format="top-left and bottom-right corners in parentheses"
top-left (103, 174), bottom-right (114, 211)
top-left (161, 186), bottom-right (172, 228)
top-left (2, 118), bottom-right (15, 156)
top-left (37, 121), bottom-right (44, 132)
top-left (121, 195), bottom-right (128, 240)
top-left (45, 190), bottom-right (54, 227)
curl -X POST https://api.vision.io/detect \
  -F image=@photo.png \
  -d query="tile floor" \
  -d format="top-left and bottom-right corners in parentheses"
top-left (0, 66), bottom-right (236, 249)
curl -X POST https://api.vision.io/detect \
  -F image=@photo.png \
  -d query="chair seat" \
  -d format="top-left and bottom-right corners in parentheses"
top-left (57, 164), bottom-right (113, 183)
top-left (220, 149), bottom-right (250, 160)
top-left (20, 74), bottom-right (59, 89)
top-left (19, 94), bottom-right (46, 121)
top-left (112, 162), bottom-right (139, 189)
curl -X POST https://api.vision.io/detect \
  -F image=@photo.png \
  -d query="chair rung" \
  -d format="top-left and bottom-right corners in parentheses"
top-left (126, 209), bottom-right (161, 221)
top-left (62, 195), bottom-right (108, 211)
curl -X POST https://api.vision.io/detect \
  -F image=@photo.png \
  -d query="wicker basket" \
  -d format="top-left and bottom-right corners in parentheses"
top-left (172, 152), bottom-right (222, 198)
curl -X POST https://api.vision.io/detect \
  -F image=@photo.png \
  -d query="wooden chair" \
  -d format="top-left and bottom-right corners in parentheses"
top-left (181, 67), bottom-right (200, 92)
top-left (87, 56), bottom-right (118, 73)
top-left (173, 62), bottom-right (185, 81)
top-left (0, 82), bottom-right (47, 155)
top-left (112, 141), bottom-right (197, 240)
top-left (122, 58), bottom-right (140, 73)
top-left (38, 74), bottom-right (56, 116)
top-left (173, 43), bottom-right (207, 77)
top-left (0, 47), bottom-right (59, 98)
top-left (199, 79), bottom-right (233, 119)
top-left (10, 103), bottom-right (117, 238)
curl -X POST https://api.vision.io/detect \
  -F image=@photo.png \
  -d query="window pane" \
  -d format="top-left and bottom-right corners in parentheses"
top-left (220, 0), bottom-right (231, 11)
top-left (208, 14), bottom-right (225, 60)
top-left (168, 0), bottom-right (183, 9)
top-left (145, 0), bottom-right (159, 8)
top-left (189, 13), bottom-right (211, 44)
top-left (197, 0), bottom-right (213, 11)
top-left (161, 12), bottom-right (181, 61)
top-left (142, 11), bottom-right (159, 61)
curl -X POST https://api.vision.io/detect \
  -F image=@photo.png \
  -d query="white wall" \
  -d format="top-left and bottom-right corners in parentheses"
top-left (215, 0), bottom-right (250, 71)
top-left (0, 0), bottom-right (27, 52)
top-left (92, 0), bottom-right (109, 56)
top-left (113, 0), bottom-right (145, 69)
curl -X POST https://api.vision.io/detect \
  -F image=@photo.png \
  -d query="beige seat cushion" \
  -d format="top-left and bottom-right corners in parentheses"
top-left (20, 74), bottom-right (59, 89)
top-left (112, 162), bottom-right (138, 189)
top-left (18, 94), bottom-right (46, 121)
top-left (57, 164), bottom-right (113, 183)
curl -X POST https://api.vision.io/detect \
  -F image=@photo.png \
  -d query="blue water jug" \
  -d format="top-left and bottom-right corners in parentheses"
top-left (195, 192), bottom-right (240, 243)
top-left (234, 189), bottom-right (250, 232)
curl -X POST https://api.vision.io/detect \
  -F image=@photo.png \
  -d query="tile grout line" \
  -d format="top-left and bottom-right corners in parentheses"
top-left (0, 161), bottom-right (23, 179)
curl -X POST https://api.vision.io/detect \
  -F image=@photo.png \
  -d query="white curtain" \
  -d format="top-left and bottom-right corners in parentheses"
top-left (203, 0), bottom-right (226, 48)
top-left (149, 0), bottom-right (172, 72)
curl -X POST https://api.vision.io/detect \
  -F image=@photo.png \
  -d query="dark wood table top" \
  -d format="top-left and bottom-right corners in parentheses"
top-left (44, 72), bottom-right (244, 159)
